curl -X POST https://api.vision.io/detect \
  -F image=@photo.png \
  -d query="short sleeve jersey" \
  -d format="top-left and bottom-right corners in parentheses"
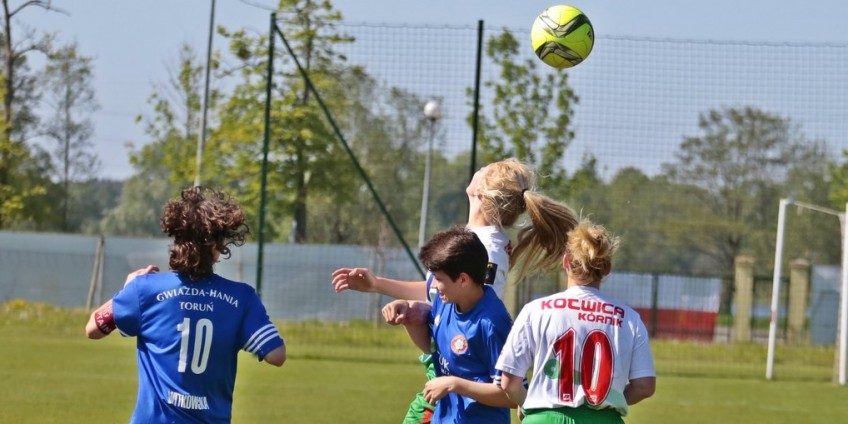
top-left (428, 286), bottom-right (512, 424)
top-left (113, 272), bottom-right (284, 424)
top-left (469, 225), bottom-right (510, 298)
top-left (495, 286), bottom-right (655, 416)
top-left (427, 226), bottom-right (510, 303)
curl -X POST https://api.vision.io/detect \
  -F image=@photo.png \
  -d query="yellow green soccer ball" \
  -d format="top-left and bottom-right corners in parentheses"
top-left (531, 5), bottom-right (594, 69)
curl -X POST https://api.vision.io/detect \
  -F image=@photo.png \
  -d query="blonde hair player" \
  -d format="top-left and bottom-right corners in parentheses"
top-left (496, 220), bottom-right (656, 424)
top-left (332, 157), bottom-right (577, 301)
top-left (331, 158), bottom-right (578, 424)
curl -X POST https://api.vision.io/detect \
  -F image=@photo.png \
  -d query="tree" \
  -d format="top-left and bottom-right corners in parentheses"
top-left (471, 29), bottom-right (579, 192)
top-left (66, 179), bottom-right (121, 234)
top-left (132, 43), bottom-right (215, 186)
top-left (100, 175), bottom-right (171, 237)
top-left (663, 106), bottom-right (831, 274)
top-left (777, 142), bottom-right (839, 266)
top-left (217, 0), bottom-right (355, 243)
top-left (41, 42), bottom-right (99, 231)
top-left (0, 0), bottom-right (60, 228)
top-left (102, 44), bottom-right (216, 236)
top-left (828, 151), bottom-right (848, 208)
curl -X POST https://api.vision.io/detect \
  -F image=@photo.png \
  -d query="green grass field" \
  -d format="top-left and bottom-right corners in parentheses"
top-left (3, 300), bottom-right (847, 423)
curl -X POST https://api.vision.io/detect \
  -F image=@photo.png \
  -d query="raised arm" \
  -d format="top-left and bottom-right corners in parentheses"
top-left (85, 299), bottom-right (115, 339)
top-left (86, 265), bottom-right (159, 340)
top-left (331, 267), bottom-right (427, 301)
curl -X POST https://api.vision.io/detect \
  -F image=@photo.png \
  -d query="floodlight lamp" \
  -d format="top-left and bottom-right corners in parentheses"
top-left (423, 100), bottom-right (442, 121)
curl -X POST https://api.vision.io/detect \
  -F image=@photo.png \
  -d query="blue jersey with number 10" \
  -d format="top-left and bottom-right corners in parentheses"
top-left (113, 272), bottom-right (284, 424)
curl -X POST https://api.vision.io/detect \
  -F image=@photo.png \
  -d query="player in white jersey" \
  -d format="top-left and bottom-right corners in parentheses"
top-left (496, 220), bottom-right (656, 424)
top-left (331, 157), bottom-right (577, 305)
top-left (331, 158), bottom-right (579, 424)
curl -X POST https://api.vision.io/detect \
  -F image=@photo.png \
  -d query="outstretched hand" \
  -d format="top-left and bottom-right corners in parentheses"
top-left (124, 264), bottom-right (160, 286)
top-left (331, 267), bottom-right (377, 293)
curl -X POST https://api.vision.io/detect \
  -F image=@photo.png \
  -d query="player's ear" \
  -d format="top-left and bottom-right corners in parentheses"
top-left (562, 253), bottom-right (570, 271)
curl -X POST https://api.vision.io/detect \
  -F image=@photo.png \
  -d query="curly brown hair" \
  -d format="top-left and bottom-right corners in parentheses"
top-left (160, 187), bottom-right (249, 281)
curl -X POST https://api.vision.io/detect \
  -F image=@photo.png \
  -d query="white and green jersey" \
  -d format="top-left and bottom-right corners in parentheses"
top-left (495, 285), bottom-right (655, 416)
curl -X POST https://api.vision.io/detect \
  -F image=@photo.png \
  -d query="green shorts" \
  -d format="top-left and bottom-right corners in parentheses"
top-left (521, 405), bottom-right (624, 424)
top-left (402, 354), bottom-right (436, 424)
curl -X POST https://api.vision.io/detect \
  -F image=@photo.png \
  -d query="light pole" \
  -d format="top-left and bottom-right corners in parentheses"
top-left (194, 0), bottom-right (216, 188)
top-left (418, 100), bottom-right (441, 248)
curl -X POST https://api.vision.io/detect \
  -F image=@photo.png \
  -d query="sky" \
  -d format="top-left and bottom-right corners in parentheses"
top-left (30, 0), bottom-right (848, 180)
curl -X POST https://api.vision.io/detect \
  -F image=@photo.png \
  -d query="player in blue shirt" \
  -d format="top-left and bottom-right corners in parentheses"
top-left (383, 227), bottom-right (516, 424)
top-left (85, 187), bottom-right (286, 424)
top-left (332, 158), bottom-right (578, 423)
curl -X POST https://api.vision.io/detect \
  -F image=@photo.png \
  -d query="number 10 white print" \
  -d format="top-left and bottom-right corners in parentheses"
top-left (553, 328), bottom-right (613, 405)
top-left (177, 318), bottom-right (213, 374)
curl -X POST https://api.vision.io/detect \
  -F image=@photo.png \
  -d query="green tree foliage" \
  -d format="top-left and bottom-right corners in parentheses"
top-left (0, 0), bottom-right (59, 229)
top-left (0, 134), bottom-right (51, 229)
top-left (559, 153), bottom-right (602, 204)
top-left (132, 44), bottom-right (217, 187)
top-left (471, 29), bottom-right (578, 192)
top-left (828, 151), bottom-right (848, 207)
top-left (100, 175), bottom-right (171, 237)
top-left (101, 44), bottom-right (217, 236)
top-left (217, 0), bottom-right (355, 243)
top-left (41, 42), bottom-right (99, 231)
top-left (778, 141), bottom-right (839, 266)
top-left (663, 106), bottom-right (833, 275)
top-left (578, 167), bottom-right (712, 274)
top-left (323, 81), bottom-right (463, 248)
top-left (66, 179), bottom-right (121, 234)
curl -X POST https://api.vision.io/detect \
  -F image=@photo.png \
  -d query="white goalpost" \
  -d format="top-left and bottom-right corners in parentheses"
top-left (766, 198), bottom-right (848, 385)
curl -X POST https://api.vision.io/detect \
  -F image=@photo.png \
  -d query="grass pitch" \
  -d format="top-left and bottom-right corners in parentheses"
top-left (2, 300), bottom-right (847, 423)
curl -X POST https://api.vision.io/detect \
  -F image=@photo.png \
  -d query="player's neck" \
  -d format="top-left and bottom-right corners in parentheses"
top-left (455, 286), bottom-right (485, 313)
top-left (567, 279), bottom-right (600, 290)
top-left (467, 208), bottom-right (493, 228)
top-left (466, 196), bottom-right (494, 228)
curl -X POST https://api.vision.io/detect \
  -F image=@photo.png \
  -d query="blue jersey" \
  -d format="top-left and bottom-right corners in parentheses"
top-left (113, 272), bottom-right (284, 424)
top-left (428, 286), bottom-right (512, 424)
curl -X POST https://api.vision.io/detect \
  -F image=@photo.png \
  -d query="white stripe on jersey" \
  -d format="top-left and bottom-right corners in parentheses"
top-left (244, 324), bottom-right (277, 352)
top-left (246, 330), bottom-right (281, 354)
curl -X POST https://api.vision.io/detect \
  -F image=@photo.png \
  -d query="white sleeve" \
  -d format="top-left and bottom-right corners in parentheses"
top-left (628, 318), bottom-right (656, 380)
top-left (496, 305), bottom-right (535, 377)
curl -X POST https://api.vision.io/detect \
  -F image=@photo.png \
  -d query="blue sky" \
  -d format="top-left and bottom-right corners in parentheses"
top-left (31, 0), bottom-right (848, 179)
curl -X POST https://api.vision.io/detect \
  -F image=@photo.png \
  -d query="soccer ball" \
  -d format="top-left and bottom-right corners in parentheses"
top-left (531, 5), bottom-right (594, 69)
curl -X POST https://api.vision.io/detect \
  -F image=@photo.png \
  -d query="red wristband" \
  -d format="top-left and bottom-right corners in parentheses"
top-left (94, 306), bottom-right (116, 334)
